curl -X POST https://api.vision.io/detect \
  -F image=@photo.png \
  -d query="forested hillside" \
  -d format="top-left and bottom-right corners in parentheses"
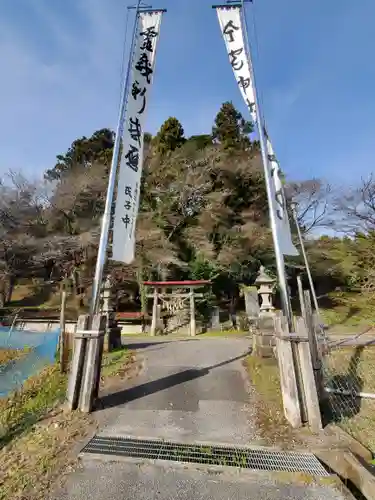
top-left (0, 102), bottom-right (374, 323)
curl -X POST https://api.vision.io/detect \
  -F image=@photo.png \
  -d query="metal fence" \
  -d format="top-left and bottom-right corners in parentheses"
top-left (295, 283), bottom-right (375, 450)
top-left (318, 318), bottom-right (375, 451)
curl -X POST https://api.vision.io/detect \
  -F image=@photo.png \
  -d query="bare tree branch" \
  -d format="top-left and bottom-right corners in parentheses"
top-left (334, 174), bottom-right (375, 233)
top-left (285, 178), bottom-right (333, 234)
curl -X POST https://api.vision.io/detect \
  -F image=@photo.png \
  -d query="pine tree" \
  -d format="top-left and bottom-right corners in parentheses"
top-left (212, 102), bottom-right (253, 149)
top-left (154, 117), bottom-right (185, 155)
top-left (44, 128), bottom-right (115, 181)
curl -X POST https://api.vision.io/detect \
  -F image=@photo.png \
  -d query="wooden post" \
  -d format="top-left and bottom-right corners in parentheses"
top-left (93, 316), bottom-right (106, 400)
top-left (296, 274), bottom-right (306, 320)
top-left (274, 315), bottom-right (302, 428)
top-left (189, 287), bottom-right (196, 337)
top-left (59, 285), bottom-right (68, 373)
top-left (66, 314), bottom-right (89, 410)
top-left (79, 314), bottom-right (107, 413)
top-left (150, 287), bottom-right (158, 336)
top-left (291, 334), bottom-right (308, 424)
top-left (295, 317), bottom-right (323, 432)
top-left (303, 290), bottom-right (320, 367)
top-left (157, 304), bottom-right (163, 332)
top-left (303, 289), bottom-right (324, 398)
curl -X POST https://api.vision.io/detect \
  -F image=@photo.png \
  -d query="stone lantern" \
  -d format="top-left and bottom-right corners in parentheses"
top-left (255, 266), bottom-right (276, 314)
top-left (253, 266), bottom-right (277, 358)
top-left (102, 275), bottom-right (112, 317)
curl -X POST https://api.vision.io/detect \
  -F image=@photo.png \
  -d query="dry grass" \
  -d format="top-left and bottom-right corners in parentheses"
top-left (247, 349), bottom-right (375, 456)
top-left (0, 347), bottom-right (133, 500)
top-left (10, 283), bottom-right (65, 307)
top-left (326, 345), bottom-right (375, 393)
top-left (338, 399), bottom-right (375, 453)
top-left (0, 408), bottom-right (95, 500)
top-left (0, 348), bottom-right (28, 366)
top-left (6, 283), bottom-right (84, 320)
top-left (8, 284), bottom-right (34, 302)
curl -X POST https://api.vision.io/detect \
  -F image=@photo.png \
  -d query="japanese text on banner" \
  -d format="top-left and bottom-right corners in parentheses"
top-left (112, 12), bottom-right (164, 264)
top-left (216, 6), bottom-right (298, 257)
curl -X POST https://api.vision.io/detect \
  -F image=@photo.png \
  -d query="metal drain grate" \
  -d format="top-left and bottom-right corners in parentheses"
top-left (81, 436), bottom-right (329, 476)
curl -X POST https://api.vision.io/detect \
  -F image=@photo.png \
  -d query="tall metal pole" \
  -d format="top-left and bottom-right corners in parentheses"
top-left (239, 0), bottom-right (293, 328)
top-left (291, 202), bottom-right (320, 316)
top-left (90, 1), bottom-right (142, 318)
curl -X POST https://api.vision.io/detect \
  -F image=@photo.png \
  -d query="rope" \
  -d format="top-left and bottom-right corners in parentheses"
top-left (327, 326), bottom-right (374, 350)
top-left (248, 0), bottom-right (267, 129)
top-left (118, 5), bottom-right (131, 109)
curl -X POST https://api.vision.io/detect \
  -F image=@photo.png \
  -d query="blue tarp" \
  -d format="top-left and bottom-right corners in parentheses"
top-left (0, 327), bottom-right (60, 398)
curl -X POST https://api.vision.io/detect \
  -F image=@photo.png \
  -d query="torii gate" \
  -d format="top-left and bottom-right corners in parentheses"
top-left (144, 280), bottom-right (211, 337)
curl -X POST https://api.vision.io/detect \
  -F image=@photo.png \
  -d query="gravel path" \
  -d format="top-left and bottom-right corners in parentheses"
top-left (50, 338), bottom-right (350, 500)
top-left (95, 338), bottom-right (260, 445)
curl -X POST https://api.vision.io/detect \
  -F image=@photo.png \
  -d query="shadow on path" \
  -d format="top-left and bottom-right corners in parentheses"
top-left (121, 341), bottom-right (170, 351)
top-left (96, 349), bottom-right (251, 411)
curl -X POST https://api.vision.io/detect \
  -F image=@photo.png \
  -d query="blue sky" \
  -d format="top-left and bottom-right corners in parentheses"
top-left (0, 0), bottom-right (374, 184)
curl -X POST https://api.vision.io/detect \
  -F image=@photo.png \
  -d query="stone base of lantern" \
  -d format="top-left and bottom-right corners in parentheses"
top-left (106, 326), bottom-right (122, 351)
top-left (100, 276), bottom-right (122, 352)
top-left (252, 313), bottom-right (276, 358)
top-left (103, 312), bottom-right (122, 351)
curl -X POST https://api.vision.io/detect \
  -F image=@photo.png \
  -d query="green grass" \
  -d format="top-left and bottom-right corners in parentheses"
top-left (197, 329), bottom-right (249, 337)
top-left (245, 355), bottom-right (308, 448)
top-left (0, 346), bottom-right (132, 500)
top-left (321, 292), bottom-right (375, 330)
top-left (0, 346), bottom-right (131, 446)
top-left (246, 355), bottom-right (295, 446)
top-left (101, 348), bottom-right (132, 377)
top-left (325, 346), bottom-right (375, 452)
top-left (0, 363), bottom-right (67, 446)
top-left (247, 356), bottom-right (284, 414)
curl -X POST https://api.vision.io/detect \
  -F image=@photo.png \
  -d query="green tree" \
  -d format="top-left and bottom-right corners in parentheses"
top-left (212, 102), bottom-right (253, 149)
top-left (7, 108), bottom-right (357, 317)
top-left (185, 134), bottom-right (212, 150)
top-left (154, 117), bottom-right (185, 155)
top-left (144, 132), bottom-right (153, 145)
top-left (144, 132), bottom-right (271, 294)
top-left (44, 128), bottom-right (114, 181)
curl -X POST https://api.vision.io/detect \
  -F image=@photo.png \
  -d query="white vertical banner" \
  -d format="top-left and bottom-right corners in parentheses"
top-left (112, 11), bottom-right (164, 264)
top-left (216, 6), bottom-right (298, 257)
top-left (265, 132), bottom-right (298, 256)
top-left (216, 6), bottom-right (257, 124)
